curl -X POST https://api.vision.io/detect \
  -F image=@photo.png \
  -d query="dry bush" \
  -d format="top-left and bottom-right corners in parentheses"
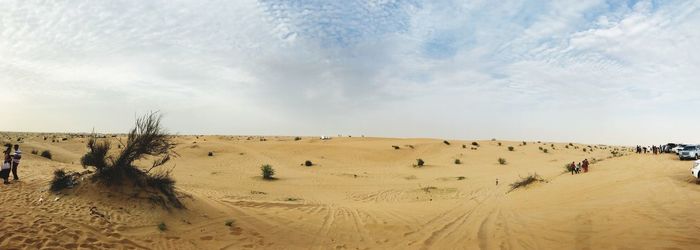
top-left (80, 112), bottom-right (182, 209)
top-left (509, 173), bottom-right (545, 193)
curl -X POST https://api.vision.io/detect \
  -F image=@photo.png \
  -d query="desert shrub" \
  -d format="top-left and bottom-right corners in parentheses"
top-left (522, 141), bottom-right (527, 145)
top-left (158, 222), bottom-right (167, 231)
top-left (31, 149), bottom-right (38, 155)
top-left (491, 138), bottom-right (496, 141)
top-left (538, 147), bottom-right (543, 150)
top-left (454, 159), bottom-right (461, 165)
top-left (457, 176), bottom-right (466, 180)
top-left (261, 164), bottom-right (275, 179)
top-left (462, 145), bottom-right (466, 149)
top-left (498, 158), bottom-right (507, 165)
top-left (208, 152), bottom-right (214, 156)
top-left (508, 146), bottom-right (514, 151)
top-left (50, 169), bottom-right (74, 192)
top-left (471, 142), bottom-right (479, 147)
top-left (40, 150), bottom-right (52, 159)
top-left (407, 145), bottom-right (415, 149)
top-left (443, 140), bottom-right (450, 145)
top-left (416, 158), bottom-right (425, 167)
top-left (569, 143), bottom-right (574, 146)
top-left (583, 148), bottom-right (587, 152)
top-left (294, 137), bottom-right (302, 141)
top-left (543, 149), bottom-right (548, 153)
top-left (79, 112), bottom-right (182, 209)
top-left (509, 173), bottom-right (544, 192)
top-left (225, 219), bottom-right (235, 227)
top-left (304, 160), bottom-right (313, 166)
top-left (565, 145), bottom-right (569, 149)
top-left (392, 145), bottom-right (400, 150)
top-left (498, 142), bottom-right (502, 146)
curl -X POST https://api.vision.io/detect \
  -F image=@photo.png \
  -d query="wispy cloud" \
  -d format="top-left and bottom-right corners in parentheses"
top-left (0, 0), bottom-right (699, 144)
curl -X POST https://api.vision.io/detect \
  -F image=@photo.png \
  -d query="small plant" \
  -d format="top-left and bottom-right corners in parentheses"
top-left (208, 152), bottom-right (214, 157)
top-left (498, 158), bottom-right (507, 165)
top-left (538, 146), bottom-right (543, 150)
top-left (422, 186), bottom-right (437, 192)
top-left (565, 145), bottom-right (569, 149)
top-left (543, 149), bottom-right (548, 153)
top-left (462, 145), bottom-right (466, 149)
top-left (304, 160), bottom-right (313, 167)
top-left (392, 145), bottom-right (400, 150)
top-left (522, 141), bottom-right (527, 145)
top-left (471, 142), bottom-right (479, 147)
top-left (50, 169), bottom-right (74, 192)
top-left (508, 146), bottom-right (514, 151)
top-left (261, 164), bottom-right (275, 179)
top-left (294, 137), bottom-right (302, 141)
top-left (498, 142), bottom-right (502, 146)
top-left (457, 176), bottom-right (466, 180)
top-left (416, 159), bottom-right (425, 167)
top-left (40, 150), bottom-right (52, 159)
top-left (509, 173), bottom-right (544, 192)
top-left (225, 219), bottom-right (235, 227)
top-left (583, 148), bottom-right (587, 152)
top-left (158, 222), bottom-right (167, 231)
top-left (31, 149), bottom-right (38, 155)
top-left (443, 140), bottom-right (450, 145)
top-left (454, 159), bottom-right (461, 165)
top-left (491, 138), bottom-right (496, 141)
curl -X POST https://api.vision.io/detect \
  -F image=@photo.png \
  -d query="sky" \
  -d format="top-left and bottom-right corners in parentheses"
top-left (0, 0), bottom-right (699, 145)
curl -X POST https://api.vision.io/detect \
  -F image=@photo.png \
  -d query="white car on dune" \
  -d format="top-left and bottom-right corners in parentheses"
top-left (692, 160), bottom-right (700, 179)
top-left (679, 145), bottom-right (700, 160)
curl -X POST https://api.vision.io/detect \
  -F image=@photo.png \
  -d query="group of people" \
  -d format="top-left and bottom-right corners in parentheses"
top-left (636, 145), bottom-right (665, 154)
top-left (1, 144), bottom-right (21, 184)
top-left (637, 145), bottom-right (666, 154)
top-left (569, 159), bottom-right (590, 175)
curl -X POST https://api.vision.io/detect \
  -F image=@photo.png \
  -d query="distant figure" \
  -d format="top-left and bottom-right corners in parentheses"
top-left (1, 145), bottom-right (12, 184)
top-left (582, 159), bottom-right (589, 173)
top-left (496, 178), bottom-right (499, 185)
top-left (570, 162), bottom-right (576, 175)
top-left (643, 147), bottom-right (647, 154)
top-left (576, 162), bottom-right (582, 174)
top-left (11, 144), bottom-right (21, 181)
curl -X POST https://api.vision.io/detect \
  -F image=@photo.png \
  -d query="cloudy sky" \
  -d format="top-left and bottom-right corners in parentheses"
top-left (1, 0), bottom-right (699, 145)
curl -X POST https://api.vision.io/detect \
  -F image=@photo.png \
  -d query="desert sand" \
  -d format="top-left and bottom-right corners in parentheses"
top-left (1, 133), bottom-right (699, 249)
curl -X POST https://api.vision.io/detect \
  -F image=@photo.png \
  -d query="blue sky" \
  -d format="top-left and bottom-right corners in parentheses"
top-left (1, 0), bottom-right (699, 145)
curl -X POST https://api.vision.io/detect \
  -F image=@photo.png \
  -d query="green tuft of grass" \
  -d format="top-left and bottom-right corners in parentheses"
top-left (261, 164), bottom-right (275, 179)
top-left (498, 158), bottom-right (507, 165)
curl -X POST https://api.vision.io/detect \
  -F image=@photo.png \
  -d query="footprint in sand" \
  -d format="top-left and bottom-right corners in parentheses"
top-left (200, 236), bottom-right (214, 240)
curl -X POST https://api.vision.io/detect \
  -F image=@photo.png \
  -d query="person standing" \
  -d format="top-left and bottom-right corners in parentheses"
top-left (582, 159), bottom-right (589, 173)
top-left (1, 145), bottom-right (12, 184)
top-left (570, 162), bottom-right (576, 175)
top-left (11, 144), bottom-right (21, 181)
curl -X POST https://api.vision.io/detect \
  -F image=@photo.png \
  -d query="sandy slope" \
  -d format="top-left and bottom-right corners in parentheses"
top-left (1, 134), bottom-right (699, 249)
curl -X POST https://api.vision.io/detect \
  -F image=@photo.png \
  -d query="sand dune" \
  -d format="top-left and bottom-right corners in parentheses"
top-left (1, 134), bottom-right (699, 249)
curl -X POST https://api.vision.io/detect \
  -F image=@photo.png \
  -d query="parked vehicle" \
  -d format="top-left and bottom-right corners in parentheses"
top-left (672, 144), bottom-right (688, 155)
top-left (664, 143), bottom-right (679, 153)
top-left (679, 145), bottom-right (700, 160)
top-left (691, 160), bottom-right (700, 178)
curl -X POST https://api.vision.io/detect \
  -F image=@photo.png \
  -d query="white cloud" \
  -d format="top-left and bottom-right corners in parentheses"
top-left (0, 0), bottom-right (699, 144)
